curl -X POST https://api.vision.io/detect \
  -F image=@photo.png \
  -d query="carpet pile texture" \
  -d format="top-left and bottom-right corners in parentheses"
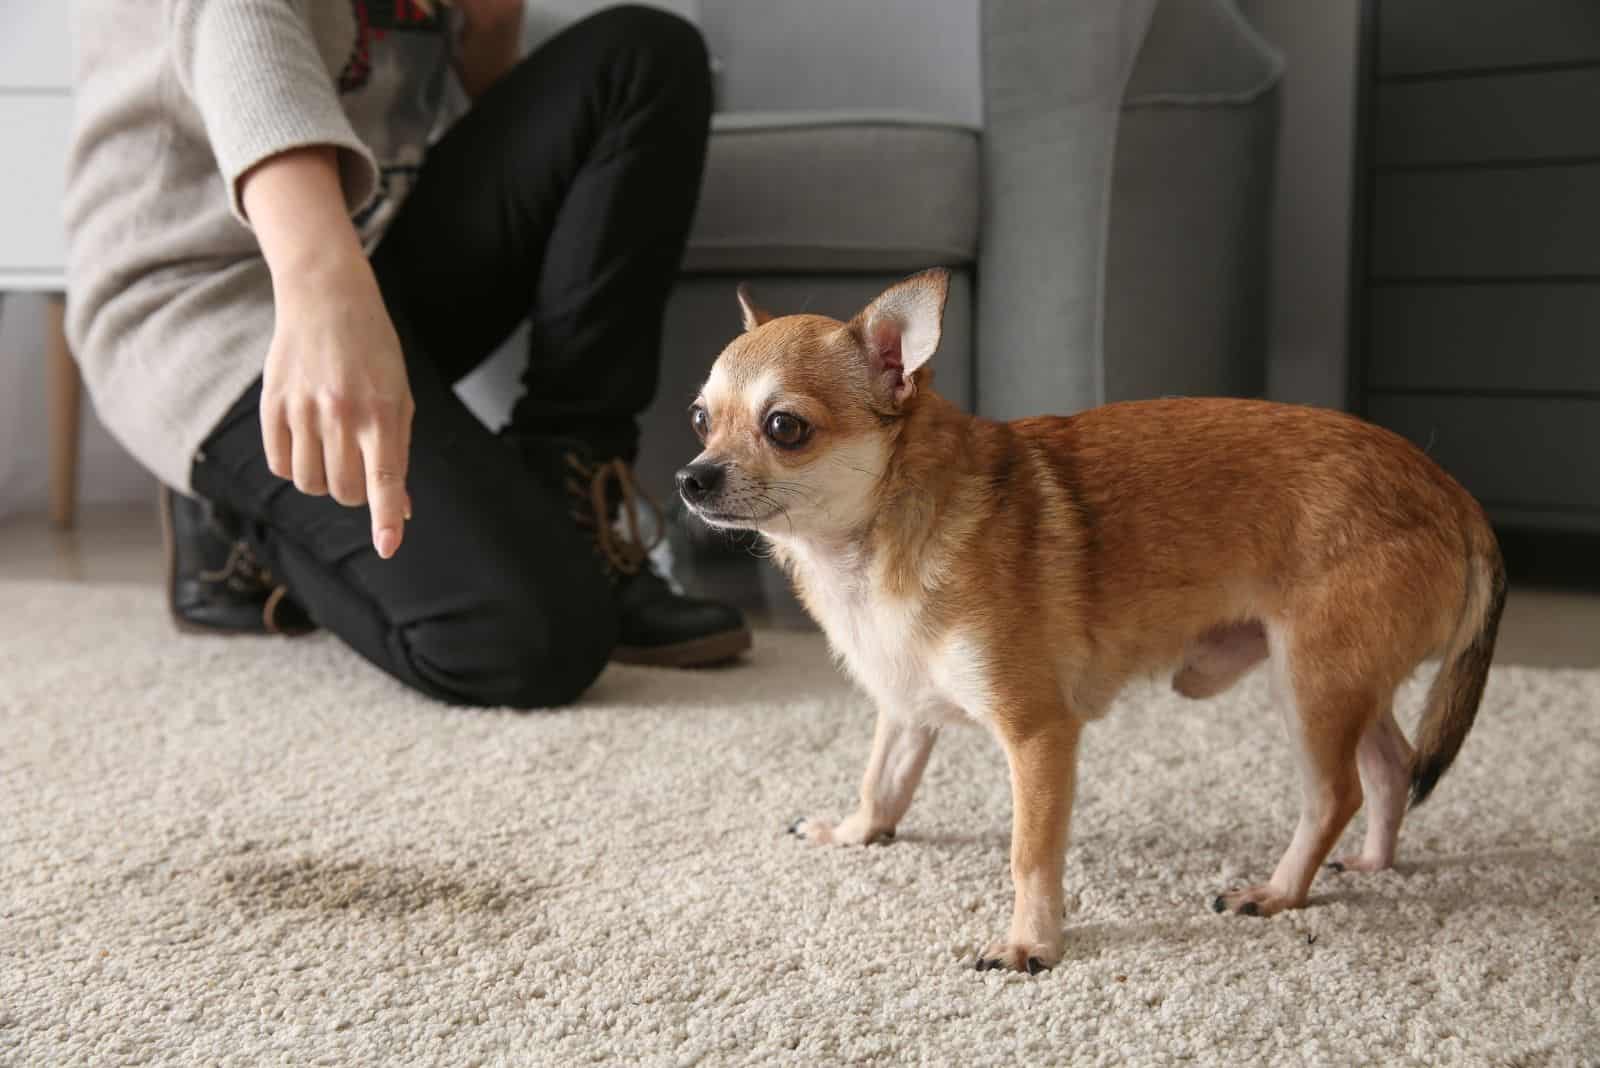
top-left (2, 581), bottom-right (1596, 1066)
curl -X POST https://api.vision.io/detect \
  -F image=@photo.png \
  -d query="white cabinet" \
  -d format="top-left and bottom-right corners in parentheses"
top-left (0, 1), bottom-right (72, 90)
top-left (0, 96), bottom-right (73, 283)
top-left (1, 1), bottom-right (78, 527)
top-left (0, 0), bottom-right (73, 290)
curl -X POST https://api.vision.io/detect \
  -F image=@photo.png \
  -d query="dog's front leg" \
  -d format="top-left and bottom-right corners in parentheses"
top-left (976, 716), bottom-right (1081, 974)
top-left (791, 706), bottom-right (937, 846)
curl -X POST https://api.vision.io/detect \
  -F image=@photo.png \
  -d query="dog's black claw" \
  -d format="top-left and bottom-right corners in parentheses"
top-left (1211, 895), bottom-right (1227, 914)
top-left (975, 958), bottom-right (996, 972)
top-left (1238, 901), bottom-right (1261, 917)
top-left (786, 819), bottom-right (803, 836)
top-left (880, 829), bottom-right (895, 841)
top-left (1026, 957), bottom-right (1047, 975)
top-left (1325, 861), bottom-right (1345, 873)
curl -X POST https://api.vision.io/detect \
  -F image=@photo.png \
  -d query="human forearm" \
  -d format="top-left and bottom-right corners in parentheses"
top-left (241, 146), bottom-right (415, 560)
top-left (240, 146), bottom-right (366, 281)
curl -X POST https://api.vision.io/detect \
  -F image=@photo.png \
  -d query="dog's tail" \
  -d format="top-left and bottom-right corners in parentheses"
top-left (1409, 526), bottom-right (1507, 809)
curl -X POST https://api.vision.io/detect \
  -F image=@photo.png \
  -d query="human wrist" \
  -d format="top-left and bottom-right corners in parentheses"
top-left (269, 241), bottom-right (374, 308)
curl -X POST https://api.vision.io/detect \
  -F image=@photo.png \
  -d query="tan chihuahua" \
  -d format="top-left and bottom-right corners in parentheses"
top-left (676, 268), bottom-right (1505, 975)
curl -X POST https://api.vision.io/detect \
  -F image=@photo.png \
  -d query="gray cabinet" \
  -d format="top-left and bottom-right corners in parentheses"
top-left (1350, 0), bottom-right (1600, 535)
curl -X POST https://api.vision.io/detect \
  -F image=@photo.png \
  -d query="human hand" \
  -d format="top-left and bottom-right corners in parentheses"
top-left (259, 252), bottom-right (415, 559)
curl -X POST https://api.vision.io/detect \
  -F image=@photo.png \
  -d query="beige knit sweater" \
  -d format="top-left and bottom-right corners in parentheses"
top-left (64, 0), bottom-right (461, 493)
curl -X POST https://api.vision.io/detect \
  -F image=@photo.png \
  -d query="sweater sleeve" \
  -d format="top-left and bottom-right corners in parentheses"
top-left (165, 0), bottom-right (379, 227)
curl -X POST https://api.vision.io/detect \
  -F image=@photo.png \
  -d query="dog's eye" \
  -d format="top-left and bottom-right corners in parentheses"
top-left (764, 411), bottom-right (810, 449)
top-left (690, 405), bottom-right (710, 441)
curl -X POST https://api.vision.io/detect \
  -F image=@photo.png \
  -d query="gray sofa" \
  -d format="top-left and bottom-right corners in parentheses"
top-left (638, 0), bottom-right (1283, 607)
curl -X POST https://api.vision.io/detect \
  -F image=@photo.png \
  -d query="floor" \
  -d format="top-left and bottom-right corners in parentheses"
top-left (9, 579), bottom-right (1596, 1064)
top-left (1, 501), bottom-right (1597, 669)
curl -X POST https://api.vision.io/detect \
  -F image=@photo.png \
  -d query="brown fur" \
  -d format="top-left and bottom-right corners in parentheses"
top-left (680, 268), bottom-right (1506, 973)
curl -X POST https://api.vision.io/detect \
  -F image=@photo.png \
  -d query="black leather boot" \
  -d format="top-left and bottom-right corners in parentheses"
top-left (160, 487), bottom-right (315, 636)
top-left (508, 435), bottom-right (752, 667)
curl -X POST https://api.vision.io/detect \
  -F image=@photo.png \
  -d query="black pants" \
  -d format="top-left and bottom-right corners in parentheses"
top-left (191, 6), bottom-right (712, 708)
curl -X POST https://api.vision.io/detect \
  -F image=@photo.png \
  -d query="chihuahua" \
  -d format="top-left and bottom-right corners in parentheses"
top-left (676, 268), bottom-right (1505, 974)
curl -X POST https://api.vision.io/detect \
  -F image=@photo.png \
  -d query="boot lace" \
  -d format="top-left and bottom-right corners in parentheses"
top-left (197, 537), bottom-right (302, 635)
top-left (197, 539), bottom-right (274, 594)
top-left (563, 452), bottom-right (664, 579)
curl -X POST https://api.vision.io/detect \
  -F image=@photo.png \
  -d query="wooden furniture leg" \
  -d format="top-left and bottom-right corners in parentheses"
top-left (47, 294), bottom-right (82, 529)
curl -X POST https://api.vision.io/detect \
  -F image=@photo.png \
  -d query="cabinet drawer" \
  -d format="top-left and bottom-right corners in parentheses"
top-left (0, 1), bottom-right (72, 90)
top-left (1364, 394), bottom-right (1600, 515)
top-left (1371, 164), bottom-right (1600, 279)
top-left (1378, 0), bottom-right (1600, 78)
top-left (1376, 68), bottom-right (1600, 167)
top-left (0, 95), bottom-right (72, 277)
top-left (1366, 284), bottom-right (1600, 393)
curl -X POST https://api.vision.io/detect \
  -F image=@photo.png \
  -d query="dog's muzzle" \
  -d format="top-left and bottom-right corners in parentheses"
top-left (676, 461), bottom-right (726, 508)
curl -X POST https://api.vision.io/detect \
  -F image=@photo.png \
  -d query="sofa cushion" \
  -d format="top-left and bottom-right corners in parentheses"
top-left (684, 111), bottom-right (980, 274)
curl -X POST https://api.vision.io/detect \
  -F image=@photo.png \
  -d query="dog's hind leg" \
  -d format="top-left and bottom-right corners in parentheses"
top-left (1214, 626), bottom-right (1369, 917)
top-left (1328, 700), bottom-right (1413, 873)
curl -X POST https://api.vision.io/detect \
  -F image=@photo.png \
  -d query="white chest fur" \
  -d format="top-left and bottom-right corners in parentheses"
top-left (777, 538), bottom-right (994, 725)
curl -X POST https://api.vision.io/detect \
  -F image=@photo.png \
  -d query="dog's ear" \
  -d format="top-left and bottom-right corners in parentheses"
top-left (736, 283), bottom-right (773, 333)
top-left (854, 268), bottom-right (949, 406)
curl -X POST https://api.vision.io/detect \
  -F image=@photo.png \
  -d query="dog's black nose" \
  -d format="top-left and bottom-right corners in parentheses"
top-left (676, 462), bottom-right (726, 504)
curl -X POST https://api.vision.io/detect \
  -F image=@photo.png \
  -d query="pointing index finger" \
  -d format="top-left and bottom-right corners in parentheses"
top-left (362, 414), bottom-right (411, 560)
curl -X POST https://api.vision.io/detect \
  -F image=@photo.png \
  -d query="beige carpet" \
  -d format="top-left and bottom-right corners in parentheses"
top-left (2, 581), bottom-right (1597, 1067)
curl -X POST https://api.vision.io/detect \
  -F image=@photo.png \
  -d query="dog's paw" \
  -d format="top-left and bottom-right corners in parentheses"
top-left (1210, 885), bottom-right (1301, 917)
top-left (1324, 854), bottom-right (1392, 875)
top-left (786, 814), bottom-right (895, 846)
top-left (974, 941), bottom-right (1057, 975)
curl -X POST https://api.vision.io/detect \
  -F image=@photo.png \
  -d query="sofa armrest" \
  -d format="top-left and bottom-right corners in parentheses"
top-left (977, 0), bottom-right (1283, 420)
top-left (1123, 0), bottom-right (1282, 106)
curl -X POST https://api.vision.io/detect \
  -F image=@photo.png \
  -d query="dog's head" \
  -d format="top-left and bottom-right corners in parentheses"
top-left (677, 268), bottom-right (950, 539)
